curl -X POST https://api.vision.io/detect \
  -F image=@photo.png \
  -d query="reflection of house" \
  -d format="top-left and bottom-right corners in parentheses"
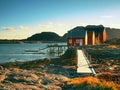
top-left (67, 25), bottom-right (107, 47)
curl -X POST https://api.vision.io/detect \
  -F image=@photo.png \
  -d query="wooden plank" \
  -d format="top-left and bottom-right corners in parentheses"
top-left (77, 50), bottom-right (96, 75)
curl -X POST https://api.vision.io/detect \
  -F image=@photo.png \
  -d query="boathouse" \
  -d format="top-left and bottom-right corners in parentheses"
top-left (67, 25), bottom-right (107, 47)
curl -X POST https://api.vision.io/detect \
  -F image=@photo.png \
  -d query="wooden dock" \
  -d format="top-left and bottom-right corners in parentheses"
top-left (25, 44), bottom-right (67, 56)
top-left (47, 44), bottom-right (67, 55)
top-left (77, 50), bottom-right (96, 76)
top-left (47, 44), bottom-right (67, 48)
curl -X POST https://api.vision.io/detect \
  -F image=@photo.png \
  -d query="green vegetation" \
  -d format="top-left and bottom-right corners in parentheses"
top-left (0, 39), bottom-right (22, 44)
top-left (106, 28), bottom-right (120, 40)
top-left (0, 59), bottom-right (52, 69)
top-left (105, 38), bottom-right (120, 45)
top-left (85, 45), bottom-right (120, 63)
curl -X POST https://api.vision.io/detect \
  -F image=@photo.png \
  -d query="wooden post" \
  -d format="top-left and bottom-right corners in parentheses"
top-left (92, 31), bottom-right (95, 45)
top-left (89, 55), bottom-right (92, 63)
top-left (85, 31), bottom-right (88, 45)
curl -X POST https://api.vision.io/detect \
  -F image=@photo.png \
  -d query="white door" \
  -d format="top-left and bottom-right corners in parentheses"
top-left (80, 39), bottom-right (82, 46)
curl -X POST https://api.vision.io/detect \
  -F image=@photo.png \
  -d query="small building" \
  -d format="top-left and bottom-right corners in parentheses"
top-left (67, 25), bottom-right (107, 47)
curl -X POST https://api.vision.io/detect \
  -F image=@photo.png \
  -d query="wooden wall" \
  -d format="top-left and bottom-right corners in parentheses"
top-left (67, 38), bottom-right (85, 47)
top-left (67, 28), bottom-right (107, 46)
top-left (87, 31), bottom-right (93, 45)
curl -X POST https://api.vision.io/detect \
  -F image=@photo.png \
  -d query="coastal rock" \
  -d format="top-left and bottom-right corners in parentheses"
top-left (13, 83), bottom-right (40, 89)
top-left (0, 63), bottom-right (75, 90)
top-left (10, 68), bottom-right (20, 72)
top-left (0, 74), bottom-right (6, 82)
top-left (41, 78), bottom-right (51, 85)
top-left (0, 66), bottom-right (4, 71)
top-left (30, 73), bottom-right (39, 80)
top-left (42, 84), bottom-right (62, 90)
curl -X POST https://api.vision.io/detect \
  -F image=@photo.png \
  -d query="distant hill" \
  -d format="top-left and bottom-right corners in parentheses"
top-left (62, 33), bottom-right (68, 39)
top-left (106, 28), bottom-right (120, 40)
top-left (105, 38), bottom-right (120, 45)
top-left (27, 32), bottom-right (66, 42)
top-left (105, 28), bottom-right (120, 44)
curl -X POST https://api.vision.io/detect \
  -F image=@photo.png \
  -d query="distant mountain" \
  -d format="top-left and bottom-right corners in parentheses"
top-left (27, 32), bottom-right (66, 42)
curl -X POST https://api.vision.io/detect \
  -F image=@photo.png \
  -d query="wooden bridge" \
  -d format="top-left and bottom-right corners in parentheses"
top-left (77, 49), bottom-right (96, 76)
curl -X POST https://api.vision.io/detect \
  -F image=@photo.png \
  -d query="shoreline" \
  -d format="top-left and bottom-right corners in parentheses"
top-left (0, 49), bottom-right (78, 89)
top-left (0, 46), bottom-right (120, 89)
top-left (0, 40), bottom-right (66, 44)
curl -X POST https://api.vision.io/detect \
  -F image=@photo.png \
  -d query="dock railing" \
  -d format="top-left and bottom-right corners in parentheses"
top-left (81, 48), bottom-right (96, 76)
top-left (82, 48), bottom-right (92, 64)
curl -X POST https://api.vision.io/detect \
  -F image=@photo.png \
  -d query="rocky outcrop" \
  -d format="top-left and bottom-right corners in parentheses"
top-left (0, 65), bottom-right (78, 90)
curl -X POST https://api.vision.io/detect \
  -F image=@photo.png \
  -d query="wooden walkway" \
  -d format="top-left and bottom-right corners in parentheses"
top-left (77, 50), bottom-right (96, 75)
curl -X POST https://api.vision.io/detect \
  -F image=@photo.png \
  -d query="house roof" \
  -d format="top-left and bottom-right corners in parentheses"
top-left (86, 25), bottom-right (104, 32)
top-left (67, 25), bottom-right (105, 38)
top-left (67, 26), bottom-right (86, 38)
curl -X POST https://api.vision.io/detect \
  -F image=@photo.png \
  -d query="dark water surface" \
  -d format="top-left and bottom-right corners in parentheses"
top-left (0, 43), bottom-right (67, 63)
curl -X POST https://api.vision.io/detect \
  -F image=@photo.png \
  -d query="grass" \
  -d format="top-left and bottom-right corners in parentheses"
top-left (84, 45), bottom-right (120, 64)
top-left (65, 77), bottom-right (118, 90)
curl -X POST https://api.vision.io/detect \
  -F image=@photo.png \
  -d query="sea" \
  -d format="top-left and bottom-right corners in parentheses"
top-left (0, 42), bottom-right (67, 63)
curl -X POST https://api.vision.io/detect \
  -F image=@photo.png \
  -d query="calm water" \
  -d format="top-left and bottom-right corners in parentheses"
top-left (0, 43), bottom-right (67, 63)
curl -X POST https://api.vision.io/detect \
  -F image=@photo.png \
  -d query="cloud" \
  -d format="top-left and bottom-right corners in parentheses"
top-left (0, 26), bottom-right (31, 39)
top-left (2, 26), bottom-right (30, 31)
top-left (17, 26), bottom-right (30, 31)
top-left (5, 27), bottom-right (16, 31)
top-left (100, 15), bottom-right (113, 18)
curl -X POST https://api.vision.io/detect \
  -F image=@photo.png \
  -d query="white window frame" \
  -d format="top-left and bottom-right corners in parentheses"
top-left (69, 39), bottom-right (72, 44)
top-left (76, 39), bottom-right (80, 43)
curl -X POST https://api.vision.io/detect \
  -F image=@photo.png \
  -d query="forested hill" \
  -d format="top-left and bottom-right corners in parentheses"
top-left (27, 32), bottom-right (66, 42)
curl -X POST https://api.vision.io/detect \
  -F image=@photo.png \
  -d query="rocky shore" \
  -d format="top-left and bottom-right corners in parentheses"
top-left (0, 48), bottom-right (78, 90)
top-left (0, 46), bottom-right (119, 90)
top-left (0, 64), bottom-right (78, 90)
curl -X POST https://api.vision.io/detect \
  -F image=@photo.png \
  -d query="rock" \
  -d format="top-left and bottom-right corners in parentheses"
top-left (42, 78), bottom-right (51, 85)
top-left (13, 83), bottom-right (40, 89)
top-left (39, 85), bottom-right (48, 90)
top-left (0, 62), bottom-right (77, 90)
top-left (43, 84), bottom-right (62, 90)
top-left (62, 84), bottom-right (74, 90)
top-left (0, 66), bottom-right (4, 71)
top-left (37, 78), bottom-right (42, 84)
top-left (3, 80), bottom-right (13, 84)
top-left (11, 68), bottom-right (19, 72)
top-left (30, 73), bottom-right (39, 80)
top-left (0, 74), bottom-right (6, 82)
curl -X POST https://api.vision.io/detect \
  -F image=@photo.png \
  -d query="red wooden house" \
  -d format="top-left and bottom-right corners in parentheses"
top-left (67, 25), bottom-right (107, 47)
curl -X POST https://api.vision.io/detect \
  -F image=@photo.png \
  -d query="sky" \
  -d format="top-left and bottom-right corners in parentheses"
top-left (0, 0), bottom-right (120, 39)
